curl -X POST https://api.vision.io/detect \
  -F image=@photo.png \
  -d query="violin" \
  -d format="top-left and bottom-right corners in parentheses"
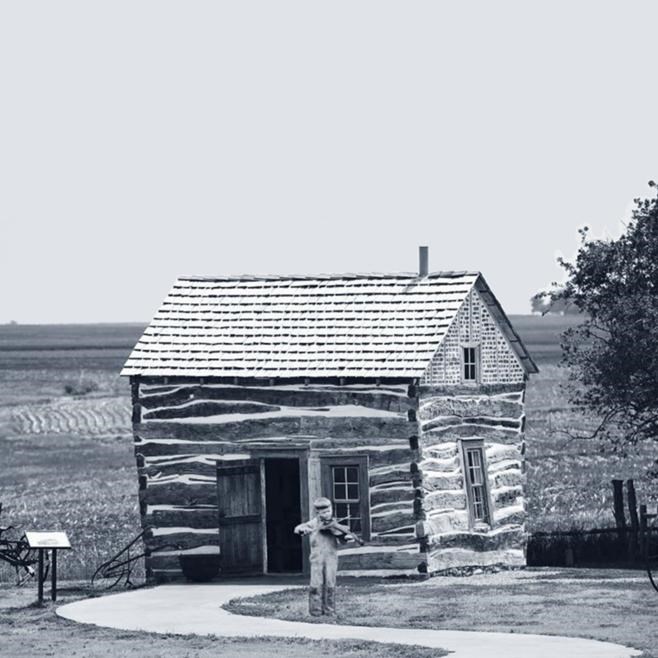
top-left (319, 517), bottom-right (365, 546)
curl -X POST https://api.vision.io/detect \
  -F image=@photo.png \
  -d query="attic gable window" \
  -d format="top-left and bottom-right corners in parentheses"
top-left (463, 346), bottom-right (479, 382)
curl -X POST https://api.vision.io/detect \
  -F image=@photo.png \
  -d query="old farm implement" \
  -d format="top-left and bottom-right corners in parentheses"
top-left (0, 504), bottom-right (49, 586)
top-left (91, 529), bottom-right (177, 590)
top-left (91, 529), bottom-right (149, 589)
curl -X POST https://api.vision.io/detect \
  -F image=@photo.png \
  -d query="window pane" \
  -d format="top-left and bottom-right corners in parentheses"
top-left (334, 467), bottom-right (346, 483)
top-left (472, 486), bottom-right (486, 521)
top-left (334, 483), bottom-right (347, 500)
top-left (468, 450), bottom-right (481, 468)
top-left (347, 503), bottom-right (361, 532)
top-left (464, 446), bottom-right (489, 523)
top-left (463, 347), bottom-right (477, 380)
top-left (330, 463), bottom-right (364, 534)
top-left (467, 450), bottom-right (483, 485)
top-left (467, 465), bottom-right (476, 484)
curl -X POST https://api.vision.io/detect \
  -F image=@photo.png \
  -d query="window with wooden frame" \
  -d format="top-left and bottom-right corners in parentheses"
top-left (462, 345), bottom-right (479, 382)
top-left (460, 439), bottom-right (492, 527)
top-left (321, 456), bottom-right (370, 541)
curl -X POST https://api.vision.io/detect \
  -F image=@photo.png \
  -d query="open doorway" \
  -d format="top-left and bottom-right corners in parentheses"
top-left (264, 458), bottom-right (302, 573)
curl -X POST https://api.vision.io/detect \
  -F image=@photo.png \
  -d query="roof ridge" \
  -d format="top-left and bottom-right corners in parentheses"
top-left (178, 271), bottom-right (480, 282)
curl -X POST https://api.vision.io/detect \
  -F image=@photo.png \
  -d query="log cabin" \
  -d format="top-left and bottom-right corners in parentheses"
top-left (121, 249), bottom-right (537, 581)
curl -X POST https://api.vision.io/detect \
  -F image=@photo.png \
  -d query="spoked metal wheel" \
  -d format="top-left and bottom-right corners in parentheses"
top-left (10, 540), bottom-right (49, 586)
top-left (15, 561), bottom-right (36, 586)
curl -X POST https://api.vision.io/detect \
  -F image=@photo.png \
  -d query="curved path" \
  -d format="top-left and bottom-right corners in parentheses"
top-left (57, 582), bottom-right (641, 658)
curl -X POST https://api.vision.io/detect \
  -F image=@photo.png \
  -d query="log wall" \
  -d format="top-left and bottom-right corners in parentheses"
top-left (130, 378), bottom-right (422, 580)
top-left (414, 383), bottom-right (527, 574)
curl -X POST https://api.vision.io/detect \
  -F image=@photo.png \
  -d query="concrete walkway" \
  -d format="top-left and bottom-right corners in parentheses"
top-left (56, 582), bottom-right (642, 658)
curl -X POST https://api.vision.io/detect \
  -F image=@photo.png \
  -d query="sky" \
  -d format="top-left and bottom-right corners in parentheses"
top-left (2, 2), bottom-right (658, 323)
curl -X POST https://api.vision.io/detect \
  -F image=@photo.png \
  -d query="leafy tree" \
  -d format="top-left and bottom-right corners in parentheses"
top-left (540, 182), bottom-right (658, 449)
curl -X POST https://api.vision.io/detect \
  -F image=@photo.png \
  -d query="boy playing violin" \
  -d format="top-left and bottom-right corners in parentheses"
top-left (293, 496), bottom-right (362, 616)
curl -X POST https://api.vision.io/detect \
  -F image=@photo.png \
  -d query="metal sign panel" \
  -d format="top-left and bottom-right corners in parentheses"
top-left (25, 532), bottom-right (71, 549)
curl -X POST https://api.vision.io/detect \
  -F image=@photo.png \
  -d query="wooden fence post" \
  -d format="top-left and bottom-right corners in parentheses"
top-left (626, 479), bottom-right (639, 562)
top-left (612, 479), bottom-right (627, 557)
top-left (640, 504), bottom-right (648, 563)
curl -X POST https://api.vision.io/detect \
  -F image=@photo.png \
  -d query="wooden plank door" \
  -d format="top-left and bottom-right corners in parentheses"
top-left (217, 459), bottom-right (264, 575)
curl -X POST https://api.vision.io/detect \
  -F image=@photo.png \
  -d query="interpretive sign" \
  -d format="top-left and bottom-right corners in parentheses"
top-left (25, 532), bottom-right (72, 550)
top-left (25, 532), bottom-right (72, 603)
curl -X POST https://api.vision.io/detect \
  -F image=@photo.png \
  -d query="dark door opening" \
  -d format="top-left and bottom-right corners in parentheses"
top-left (265, 458), bottom-right (302, 573)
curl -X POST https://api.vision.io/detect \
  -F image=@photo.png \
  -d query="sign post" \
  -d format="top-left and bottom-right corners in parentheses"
top-left (37, 548), bottom-right (44, 603)
top-left (51, 549), bottom-right (57, 601)
top-left (25, 532), bottom-right (71, 604)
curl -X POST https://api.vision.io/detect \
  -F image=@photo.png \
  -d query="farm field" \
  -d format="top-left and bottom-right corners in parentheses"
top-left (1, 317), bottom-right (657, 583)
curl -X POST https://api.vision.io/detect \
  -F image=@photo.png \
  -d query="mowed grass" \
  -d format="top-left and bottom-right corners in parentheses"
top-left (0, 586), bottom-right (445, 658)
top-left (226, 569), bottom-right (656, 657)
top-left (1, 317), bottom-right (657, 584)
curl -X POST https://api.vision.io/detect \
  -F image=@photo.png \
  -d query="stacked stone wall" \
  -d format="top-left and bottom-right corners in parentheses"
top-left (414, 383), bottom-right (527, 574)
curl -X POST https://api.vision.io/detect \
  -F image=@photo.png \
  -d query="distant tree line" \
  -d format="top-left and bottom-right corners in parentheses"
top-left (530, 294), bottom-right (581, 315)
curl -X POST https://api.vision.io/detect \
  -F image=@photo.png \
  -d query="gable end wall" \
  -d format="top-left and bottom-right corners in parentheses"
top-left (415, 289), bottom-right (528, 573)
top-left (421, 288), bottom-right (525, 385)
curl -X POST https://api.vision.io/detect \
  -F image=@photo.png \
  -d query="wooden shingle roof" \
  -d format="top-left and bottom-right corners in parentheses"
top-left (121, 271), bottom-right (537, 378)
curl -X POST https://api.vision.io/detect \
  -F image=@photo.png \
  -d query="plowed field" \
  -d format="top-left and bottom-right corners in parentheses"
top-left (5, 397), bottom-right (131, 437)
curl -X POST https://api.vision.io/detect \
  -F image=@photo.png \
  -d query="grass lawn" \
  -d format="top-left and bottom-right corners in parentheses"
top-left (226, 568), bottom-right (658, 658)
top-left (3, 569), bottom-right (655, 657)
top-left (0, 584), bottom-right (445, 658)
